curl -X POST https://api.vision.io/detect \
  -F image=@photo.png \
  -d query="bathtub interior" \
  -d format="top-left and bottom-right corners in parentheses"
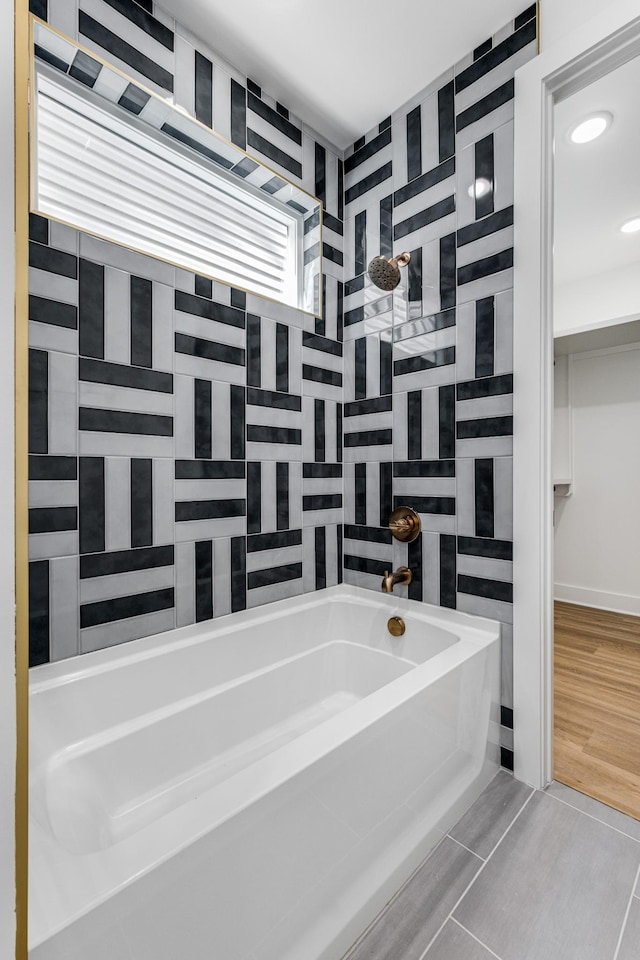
top-left (29, 586), bottom-right (500, 959)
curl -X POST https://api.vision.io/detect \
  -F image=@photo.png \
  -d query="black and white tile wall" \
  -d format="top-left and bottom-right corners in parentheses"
top-left (28, 0), bottom-right (344, 664)
top-left (28, 0), bottom-right (536, 765)
top-left (342, 4), bottom-right (537, 769)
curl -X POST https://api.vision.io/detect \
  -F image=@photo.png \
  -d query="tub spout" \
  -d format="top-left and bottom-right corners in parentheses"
top-left (381, 566), bottom-right (412, 593)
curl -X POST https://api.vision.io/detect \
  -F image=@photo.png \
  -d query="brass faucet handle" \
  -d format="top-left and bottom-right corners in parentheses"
top-left (388, 506), bottom-right (421, 543)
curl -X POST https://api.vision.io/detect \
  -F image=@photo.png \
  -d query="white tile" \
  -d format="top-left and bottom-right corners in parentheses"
top-left (79, 433), bottom-right (174, 458)
top-left (175, 540), bottom-right (195, 627)
top-left (104, 267), bottom-right (130, 366)
top-left (154, 458), bottom-right (175, 548)
top-left (29, 531), bottom-right (78, 561)
top-left (29, 268), bottom-right (77, 305)
top-left (49, 352), bottom-right (78, 455)
top-left (104, 456), bottom-right (131, 552)
top-left (79, 382), bottom-right (174, 416)
top-left (49, 556), bottom-right (79, 662)
top-left (80, 608), bottom-right (176, 653)
top-left (152, 283), bottom-right (175, 373)
top-left (29, 321), bottom-right (78, 357)
top-left (80, 565), bottom-right (175, 603)
top-left (29, 480), bottom-right (77, 508)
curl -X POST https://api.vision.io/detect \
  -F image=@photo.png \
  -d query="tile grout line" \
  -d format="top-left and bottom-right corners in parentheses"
top-left (545, 789), bottom-right (640, 845)
top-left (612, 861), bottom-right (640, 960)
top-left (416, 788), bottom-right (537, 960)
top-left (447, 833), bottom-right (486, 861)
top-left (452, 917), bottom-right (505, 959)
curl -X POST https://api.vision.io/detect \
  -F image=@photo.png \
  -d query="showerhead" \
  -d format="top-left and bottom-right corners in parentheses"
top-left (367, 252), bottom-right (411, 291)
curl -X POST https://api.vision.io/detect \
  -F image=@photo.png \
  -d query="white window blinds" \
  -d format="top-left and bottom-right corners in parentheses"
top-left (34, 67), bottom-right (300, 308)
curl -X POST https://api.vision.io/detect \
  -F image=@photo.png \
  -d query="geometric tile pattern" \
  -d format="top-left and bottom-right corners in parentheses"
top-left (343, 7), bottom-right (538, 750)
top-left (28, 0), bottom-right (347, 665)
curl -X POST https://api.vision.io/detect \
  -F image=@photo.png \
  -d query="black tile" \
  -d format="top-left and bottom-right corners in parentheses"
top-left (248, 563), bottom-right (302, 590)
top-left (118, 82), bottom-right (151, 115)
top-left (131, 458), bottom-right (153, 548)
top-left (439, 384), bottom-right (455, 459)
top-left (379, 462), bottom-right (392, 528)
top-left (230, 537), bottom-right (246, 612)
top-left (475, 296), bottom-right (495, 378)
top-left (303, 463), bottom-right (342, 479)
top-left (175, 499), bottom-right (245, 522)
top-left (79, 358), bottom-right (172, 393)
top-left (101, 0), bottom-right (174, 50)
top-left (393, 460), bottom-right (455, 478)
top-left (29, 241), bottom-right (77, 278)
top-left (323, 244), bottom-right (343, 268)
top-left (440, 534), bottom-right (457, 608)
top-left (247, 425), bottom-right (301, 445)
top-left (406, 104), bottom-right (422, 182)
top-left (457, 249), bottom-right (513, 286)
top-left (457, 374), bottom-right (513, 400)
top-left (247, 130), bottom-right (302, 179)
top-left (247, 387), bottom-right (301, 411)
top-left (393, 157), bottom-right (455, 208)
top-left (458, 574), bottom-right (513, 603)
top-left (338, 159), bottom-right (344, 222)
top-left (379, 116), bottom-right (392, 132)
top-left (456, 79), bottom-right (514, 133)
top-left (315, 527), bottom-right (326, 590)
top-left (175, 333), bottom-right (245, 368)
top-left (247, 92), bottom-right (302, 145)
top-left (514, 3), bottom-right (537, 29)
top-left (195, 540), bottom-right (213, 622)
top-left (475, 458), bottom-right (494, 539)
top-left (262, 175), bottom-right (288, 195)
top-left (247, 461), bottom-right (261, 534)
top-left (345, 162), bottom-right (393, 206)
top-left (394, 496), bottom-right (455, 515)
top-left (248, 529), bottom-right (302, 551)
top-left (29, 0), bottom-right (47, 19)
top-left (194, 276), bottom-right (212, 299)
top-left (458, 536), bottom-right (512, 560)
top-left (29, 214), bottom-right (49, 245)
top-left (29, 560), bottom-right (49, 667)
top-left (79, 408), bottom-right (173, 436)
top-left (408, 534), bottom-right (423, 602)
top-left (344, 555), bottom-right (388, 576)
top-left (457, 416), bottom-right (513, 439)
top-left (501, 705), bottom-right (514, 729)
top-left (130, 276), bottom-right (153, 368)
top-left (175, 460), bottom-right (245, 480)
top-left (344, 128), bottom-right (392, 175)
top-left (303, 332), bottom-right (343, 356)
top-left (29, 507), bottom-right (77, 535)
top-left (380, 338), bottom-right (393, 397)
top-left (194, 379), bottom-right (212, 460)
top-left (344, 395), bottom-right (392, 417)
top-left (79, 457), bottom-right (105, 554)
top-left (394, 195), bottom-right (455, 241)
top-left (473, 38), bottom-right (493, 60)
top-left (407, 248), bottom-right (423, 313)
top-left (195, 51), bottom-right (213, 128)
top-left (380, 195), bottom-right (393, 259)
top-left (79, 259), bottom-right (105, 359)
top-left (314, 399), bottom-right (326, 462)
top-left (231, 289), bottom-right (246, 310)
top-left (276, 102), bottom-right (289, 119)
top-left (393, 346), bottom-right (455, 378)
top-left (34, 43), bottom-right (67, 71)
top-left (175, 290), bottom-right (245, 328)
top-left (79, 12), bottom-right (174, 92)
top-left (28, 349), bottom-right (48, 455)
top-left (247, 313), bottom-right (261, 388)
top-left (343, 430), bottom-right (392, 447)
top-left (80, 545), bottom-right (174, 579)
top-left (230, 80), bottom-right (246, 150)
top-left (344, 524), bottom-right (392, 545)
top-left (354, 463), bottom-right (366, 526)
top-left (230, 385), bottom-right (245, 460)
top-left (276, 462), bottom-right (290, 530)
top-left (303, 494), bottom-right (342, 511)
top-left (276, 323), bottom-right (289, 392)
top-left (69, 50), bottom-right (102, 88)
top-left (438, 80), bottom-right (455, 163)
top-left (474, 134), bottom-right (495, 220)
top-left (247, 79), bottom-right (261, 97)
top-left (440, 233), bottom-right (457, 310)
top-left (29, 455), bottom-right (77, 481)
top-left (302, 366), bottom-right (342, 389)
top-left (354, 338), bottom-right (366, 400)
top-left (353, 136), bottom-right (366, 152)
top-left (407, 390), bottom-right (422, 461)
top-left (354, 211), bottom-right (367, 276)
top-left (458, 207), bottom-right (513, 247)
top-left (455, 19), bottom-right (536, 93)
top-left (501, 747), bottom-right (514, 770)
top-left (80, 588), bottom-right (174, 628)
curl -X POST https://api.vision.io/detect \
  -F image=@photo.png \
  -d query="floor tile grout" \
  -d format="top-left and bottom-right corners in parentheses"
top-left (417, 789), bottom-right (537, 959)
top-left (446, 833), bottom-right (486, 861)
top-left (612, 862), bottom-right (640, 960)
top-left (452, 917), bottom-right (505, 959)
top-left (545, 787), bottom-right (640, 844)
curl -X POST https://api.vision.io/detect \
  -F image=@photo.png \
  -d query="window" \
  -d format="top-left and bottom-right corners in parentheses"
top-left (34, 64), bottom-right (306, 310)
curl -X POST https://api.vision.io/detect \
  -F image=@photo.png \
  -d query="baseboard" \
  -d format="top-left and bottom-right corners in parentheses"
top-left (554, 583), bottom-right (640, 617)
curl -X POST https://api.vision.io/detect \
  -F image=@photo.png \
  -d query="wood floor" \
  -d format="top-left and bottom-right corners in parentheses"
top-left (554, 601), bottom-right (640, 819)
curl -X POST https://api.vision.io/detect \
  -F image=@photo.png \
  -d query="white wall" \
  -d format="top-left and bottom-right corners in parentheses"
top-left (555, 262), bottom-right (640, 335)
top-left (0, 0), bottom-right (16, 953)
top-left (540, 0), bottom-right (608, 49)
top-left (554, 343), bottom-right (640, 614)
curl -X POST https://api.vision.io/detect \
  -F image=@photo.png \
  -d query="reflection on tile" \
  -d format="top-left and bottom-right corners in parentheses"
top-left (455, 791), bottom-right (640, 960)
top-left (346, 837), bottom-right (482, 960)
top-left (449, 769), bottom-right (532, 858)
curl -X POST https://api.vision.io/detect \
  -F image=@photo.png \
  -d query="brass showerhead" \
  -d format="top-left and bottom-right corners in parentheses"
top-left (367, 251), bottom-right (411, 291)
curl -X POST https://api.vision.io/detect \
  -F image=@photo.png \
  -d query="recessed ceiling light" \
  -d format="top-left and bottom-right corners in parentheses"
top-left (568, 112), bottom-right (612, 144)
top-left (621, 217), bottom-right (640, 234)
top-left (468, 177), bottom-right (492, 199)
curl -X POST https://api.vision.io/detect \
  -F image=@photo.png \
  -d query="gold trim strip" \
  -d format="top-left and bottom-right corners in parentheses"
top-left (29, 15), bottom-right (324, 320)
top-left (15, 0), bottom-right (30, 956)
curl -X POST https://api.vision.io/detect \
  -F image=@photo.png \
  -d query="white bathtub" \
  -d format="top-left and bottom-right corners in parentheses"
top-left (29, 584), bottom-right (500, 960)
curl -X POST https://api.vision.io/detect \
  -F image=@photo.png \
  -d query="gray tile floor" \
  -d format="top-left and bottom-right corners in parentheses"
top-left (344, 771), bottom-right (640, 960)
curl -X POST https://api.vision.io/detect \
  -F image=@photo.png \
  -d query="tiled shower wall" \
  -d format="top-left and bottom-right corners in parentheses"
top-left (342, 6), bottom-right (538, 766)
top-left (28, 0), bottom-right (345, 663)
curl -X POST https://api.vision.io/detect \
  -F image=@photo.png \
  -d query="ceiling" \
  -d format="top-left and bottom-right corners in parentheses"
top-left (159, 0), bottom-right (532, 149)
top-left (554, 56), bottom-right (640, 287)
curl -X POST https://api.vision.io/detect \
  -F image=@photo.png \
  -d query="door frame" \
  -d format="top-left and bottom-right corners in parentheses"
top-left (513, 0), bottom-right (640, 789)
